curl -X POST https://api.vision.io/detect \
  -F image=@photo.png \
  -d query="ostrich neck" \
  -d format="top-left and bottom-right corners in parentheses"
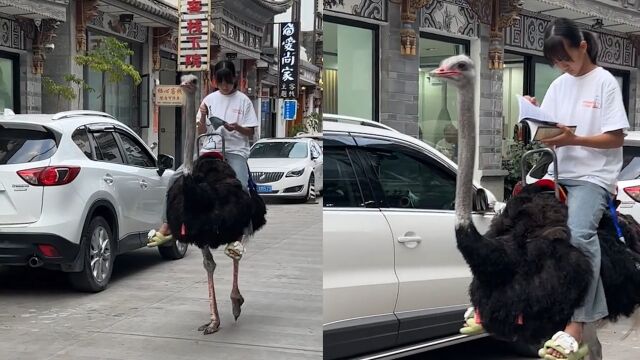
top-left (455, 84), bottom-right (476, 228)
top-left (183, 89), bottom-right (197, 172)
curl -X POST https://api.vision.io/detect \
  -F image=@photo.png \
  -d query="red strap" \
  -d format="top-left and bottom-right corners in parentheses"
top-left (181, 223), bottom-right (187, 236)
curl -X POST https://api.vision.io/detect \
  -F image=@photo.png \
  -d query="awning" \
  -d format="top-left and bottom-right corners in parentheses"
top-left (525, 0), bottom-right (640, 34)
top-left (0, 0), bottom-right (68, 22)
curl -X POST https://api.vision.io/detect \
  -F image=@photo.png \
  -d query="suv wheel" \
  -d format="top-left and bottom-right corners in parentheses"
top-left (68, 216), bottom-right (115, 292)
top-left (158, 240), bottom-right (188, 260)
top-left (302, 173), bottom-right (316, 203)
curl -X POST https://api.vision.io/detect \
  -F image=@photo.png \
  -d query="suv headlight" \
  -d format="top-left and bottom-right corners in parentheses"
top-left (286, 168), bottom-right (305, 177)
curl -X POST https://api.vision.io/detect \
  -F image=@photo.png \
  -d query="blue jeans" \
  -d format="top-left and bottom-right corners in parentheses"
top-left (560, 179), bottom-right (609, 323)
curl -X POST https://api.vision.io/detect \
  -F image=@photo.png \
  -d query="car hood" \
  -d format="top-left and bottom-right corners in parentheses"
top-left (248, 158), bottom-right (309, 171)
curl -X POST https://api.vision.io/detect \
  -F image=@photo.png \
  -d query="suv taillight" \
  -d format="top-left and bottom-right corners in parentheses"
top-left (17, 167), bottom-right (81, 186)
top-left (623, 186), bottom-right (640, 203)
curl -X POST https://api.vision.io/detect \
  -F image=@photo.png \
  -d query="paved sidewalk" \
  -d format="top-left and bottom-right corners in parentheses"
top-left (0, 201), bottom-right (322, 360)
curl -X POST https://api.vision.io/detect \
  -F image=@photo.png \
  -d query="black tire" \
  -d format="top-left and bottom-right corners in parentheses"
top-left (158, 240), bottom-right (188, 260)
top-left (302, 173), bottom-right (316, 203)
top-left (68, 216), bottom-right (115, 293)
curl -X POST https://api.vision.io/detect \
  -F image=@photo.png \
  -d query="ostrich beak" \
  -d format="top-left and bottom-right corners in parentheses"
top-left (430, 67), bottom-right (460, 79)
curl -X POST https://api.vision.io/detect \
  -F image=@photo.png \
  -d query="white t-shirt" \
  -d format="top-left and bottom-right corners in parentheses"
top-left (541, 66), bottom-right (629, 193)
top-left (199, 90), bottom-right (258, 158)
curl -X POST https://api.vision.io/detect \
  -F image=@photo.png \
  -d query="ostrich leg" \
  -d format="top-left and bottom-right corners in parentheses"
top-left (231, 257), bottom-right (245, 320)
top-left (198, 246), bottom-right (221, 334)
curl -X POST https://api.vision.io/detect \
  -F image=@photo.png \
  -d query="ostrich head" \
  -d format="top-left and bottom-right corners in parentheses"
top-left (429, 55), bottom-right (475, 88)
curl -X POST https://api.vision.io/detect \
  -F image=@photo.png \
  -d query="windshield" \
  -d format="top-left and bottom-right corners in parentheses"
top-left (250, 142), bottom-right (308, 159)
top-left (619, 145), bottom-right (640, 181)
top-left (0, 126), bottom-right (58, 165)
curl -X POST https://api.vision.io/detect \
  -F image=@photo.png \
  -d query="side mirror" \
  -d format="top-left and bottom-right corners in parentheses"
top-left (473, 188), bottom-right (492, 213)
top-left (157, 154), bottom-right (174, 176)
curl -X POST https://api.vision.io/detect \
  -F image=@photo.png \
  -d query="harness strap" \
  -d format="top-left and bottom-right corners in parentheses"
top-left (607, 195), bottom-right (626, 244)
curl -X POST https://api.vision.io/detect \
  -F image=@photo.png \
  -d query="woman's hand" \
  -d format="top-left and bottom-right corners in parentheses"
top-left (541, 125), bottom-right (577, 147)
top-left (523, 95), bottom-right (538, 106)
top-left (223, 123), bottom-right (238, 132)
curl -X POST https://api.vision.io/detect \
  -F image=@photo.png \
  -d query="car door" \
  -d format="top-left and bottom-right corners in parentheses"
top-left (355, 135), bottom-right (495, 346)
top-left (90, 129), bottom-right (142, 248)
top-left (114, 130), bottom-right (166, 236)
top-left (322, 133), bottom-right (399, 360)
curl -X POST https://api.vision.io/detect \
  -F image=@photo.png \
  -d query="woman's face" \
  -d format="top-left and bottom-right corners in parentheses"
top-left (216, 80), bottom-right (234, 95)
top-left (552, 40), bottom-right (589, 76)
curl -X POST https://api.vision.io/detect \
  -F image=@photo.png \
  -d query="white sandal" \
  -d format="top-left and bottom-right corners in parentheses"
top-left (224, 241), bottom-right (245, 260)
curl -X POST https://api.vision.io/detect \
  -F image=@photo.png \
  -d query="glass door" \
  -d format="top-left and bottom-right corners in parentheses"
top-left (0, 51), bottom-right (18, 112)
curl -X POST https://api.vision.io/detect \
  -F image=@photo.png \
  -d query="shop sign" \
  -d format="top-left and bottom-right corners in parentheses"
top-left (278, 22), bottom-right (300, 99)
top-left (178, 0), bottom-right (210, 71)
top-left (155, 85), bottom-right (184, 106)
top-left (282, 100), bottom-right (297, 121)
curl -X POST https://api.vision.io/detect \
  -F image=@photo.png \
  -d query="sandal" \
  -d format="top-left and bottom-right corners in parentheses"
top-left (538, 331), bottom-right (589, 360)
top-left (147, 229), bottom-right (174, 247)
top-left (224, 240), bottom-right (245, 260)
top-left (459, 306), bottom-right (485, 335)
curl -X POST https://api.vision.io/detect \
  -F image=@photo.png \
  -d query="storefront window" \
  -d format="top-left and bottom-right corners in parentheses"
top-left (85, 33), bottom-right (142, 131)
top-left (502, 53), bottom-right (525, 147)
top-left (418, 36), bottom-right (467, 161)
top-left (324, 21), bottom-right (374, 120)
top-left (534, 61), bottom-right (562, 104)
top-left (0, 56), bottom-right (15, 111)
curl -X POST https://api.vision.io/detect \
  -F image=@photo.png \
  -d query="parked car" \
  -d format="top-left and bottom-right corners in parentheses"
top-left (616, 131), bottom-right (640, 221)
top-left (248, 137), bottom-right (323, 201)
top-left (295, 132), bottom-right (323, 149)
top-left (0, 110), bottom-right (185, 292)
top-left (323, 117), bottom-right (503, 359)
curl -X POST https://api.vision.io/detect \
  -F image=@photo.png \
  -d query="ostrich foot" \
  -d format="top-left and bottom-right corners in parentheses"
top-left (198, 319), bottom-right (221, 335)
top-left (231, 293), bottom-right (245, 321)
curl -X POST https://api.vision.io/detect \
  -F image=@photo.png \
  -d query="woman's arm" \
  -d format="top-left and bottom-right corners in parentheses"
top-left (224, 123), bottom-right (255, 137)
top-left (196, 104), bottom-right (208, 135)
top-left (541, 126), bottom-right (624, 149)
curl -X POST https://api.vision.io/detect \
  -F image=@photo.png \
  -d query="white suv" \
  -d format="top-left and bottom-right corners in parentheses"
top-left (0, 110), bottom-right (185, 292)
top-left (323, 117), bottom-right (502, 359)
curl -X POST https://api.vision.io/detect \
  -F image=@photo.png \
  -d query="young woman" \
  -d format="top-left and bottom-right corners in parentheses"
top-left (148, 60), bottom-right (258, 260)
top-left (527, 18), bottom-right (629, 360)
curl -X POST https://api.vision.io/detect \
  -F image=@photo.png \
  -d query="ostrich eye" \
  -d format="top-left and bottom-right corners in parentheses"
top-left (457, 63), bottom-right (467, 70)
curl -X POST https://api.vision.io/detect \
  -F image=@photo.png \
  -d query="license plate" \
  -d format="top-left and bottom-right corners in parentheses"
top-left (257, 185), bottom-right (272, 193)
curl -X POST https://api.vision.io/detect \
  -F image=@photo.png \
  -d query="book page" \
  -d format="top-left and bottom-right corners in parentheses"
top-left (517, 95), bottom-right (557, 125)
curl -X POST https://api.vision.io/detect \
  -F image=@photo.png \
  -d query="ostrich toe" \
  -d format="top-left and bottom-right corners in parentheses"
top-left (231, 293), bottom-right (245, 321)
top-left (198, 319), bottom-right (220, 335)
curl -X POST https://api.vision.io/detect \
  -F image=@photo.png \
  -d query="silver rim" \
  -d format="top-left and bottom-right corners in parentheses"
top-left (176, 240), bottom-right (188, 254)
top-left (90, 225), bottom-right (111, 283)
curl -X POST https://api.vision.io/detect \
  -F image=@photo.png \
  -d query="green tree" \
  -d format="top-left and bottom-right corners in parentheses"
top-left (75, 37), bottom-right (142, 111)
top-left (303, 112), bottom-right (320, 133)
top-left (502, 141), bottom-right (543, 199)
top-left (42, 75), bottom-right (94, 112)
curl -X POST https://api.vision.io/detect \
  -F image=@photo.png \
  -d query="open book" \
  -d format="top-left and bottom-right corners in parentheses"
top-left (517, 95), bottom-right (576, 141)
top-left (208, 116), bottom-right (228, 129)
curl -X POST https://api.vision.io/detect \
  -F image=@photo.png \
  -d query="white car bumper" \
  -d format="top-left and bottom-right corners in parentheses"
top-left (252, 170), bottom-right (310, 198)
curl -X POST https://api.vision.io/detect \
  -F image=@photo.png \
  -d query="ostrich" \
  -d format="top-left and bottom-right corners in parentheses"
top-left (166, 75), bottom-right (267, 335)
top-left (430, 55), bottom-right (640, 344)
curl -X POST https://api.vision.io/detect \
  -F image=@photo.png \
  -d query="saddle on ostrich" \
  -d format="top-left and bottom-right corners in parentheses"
top-left (430, 54), bottom-right (640, 345)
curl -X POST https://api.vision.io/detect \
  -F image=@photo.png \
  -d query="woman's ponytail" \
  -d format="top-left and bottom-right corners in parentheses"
top-left (581, 30), bottom-right (599, 65)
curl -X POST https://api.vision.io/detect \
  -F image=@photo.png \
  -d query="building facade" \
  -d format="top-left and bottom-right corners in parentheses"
top-left (324, 0), bottom-right (640, 199)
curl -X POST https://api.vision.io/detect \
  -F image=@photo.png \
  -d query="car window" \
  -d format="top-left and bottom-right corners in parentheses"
top-left (93, 131), bottom-right (124, 164)
top-left (72, 127), bottom-right (93, 159)
top-left (0, 126), bottom-right (57, 164)
top-left (250, 142), bottom-right (308, 159)
top-left (323, 147), bottom-right (365, 208)
top-left (310, 143), bottom-right (321, 158)
top-left (117, 132), bottom-right (155, 168)
top-left (619, 145), bottom-right (640, 180)
top-left (361, 147), bottom-right (456, 210)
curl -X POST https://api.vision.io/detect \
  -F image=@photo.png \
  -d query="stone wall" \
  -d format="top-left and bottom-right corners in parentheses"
top-left (378, 4), bottom-right (420, 137)
top-left (632, 69), bottom-right (639, 130)
top-left (20, 38), bottom-right (42, 114)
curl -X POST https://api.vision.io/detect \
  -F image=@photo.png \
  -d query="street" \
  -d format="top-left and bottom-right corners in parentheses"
top-left (0, 200), bottom-right (322, 360)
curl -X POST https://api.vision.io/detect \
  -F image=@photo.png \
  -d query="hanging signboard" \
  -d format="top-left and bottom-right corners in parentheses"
top-left (282, 100), bottom-right (297, 121)
top-left (155, 85), bottom-right (185, 106)
top-left (178, 0), bottom-right (210, 72)
top-left (278, 22), bottom-right (300, 99)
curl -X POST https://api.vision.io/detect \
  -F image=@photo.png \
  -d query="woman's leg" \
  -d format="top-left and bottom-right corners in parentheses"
top-left (223, 153), bottom-right (251, 259)
top-left (547, 180), bottom-right (608, 358)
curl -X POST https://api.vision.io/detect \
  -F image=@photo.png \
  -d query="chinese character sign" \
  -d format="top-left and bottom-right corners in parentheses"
top-left (178, 0), bottom-right (210, 72)
top-left (278, 22), bottom-right (299, 99)
top-left (155, 85), bottom-right (185, 106)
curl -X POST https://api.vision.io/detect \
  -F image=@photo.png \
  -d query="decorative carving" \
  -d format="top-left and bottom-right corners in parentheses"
top-left (16, 18), bottom-right (61, 74)
top-left (421, 0), bottom-right (477, 37)
top-left (0, 16), bottom-right (25, 50)
top-left (399, 0), bottom-right (432, 55)
top-left (76, 0), bottom-right (99, 52)
top-left (153, 28), bottom-right (173, 71)
top-left (351, 0), bottom-right (387, 22)
top-left (467, 0), bottom-right (522, 69)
